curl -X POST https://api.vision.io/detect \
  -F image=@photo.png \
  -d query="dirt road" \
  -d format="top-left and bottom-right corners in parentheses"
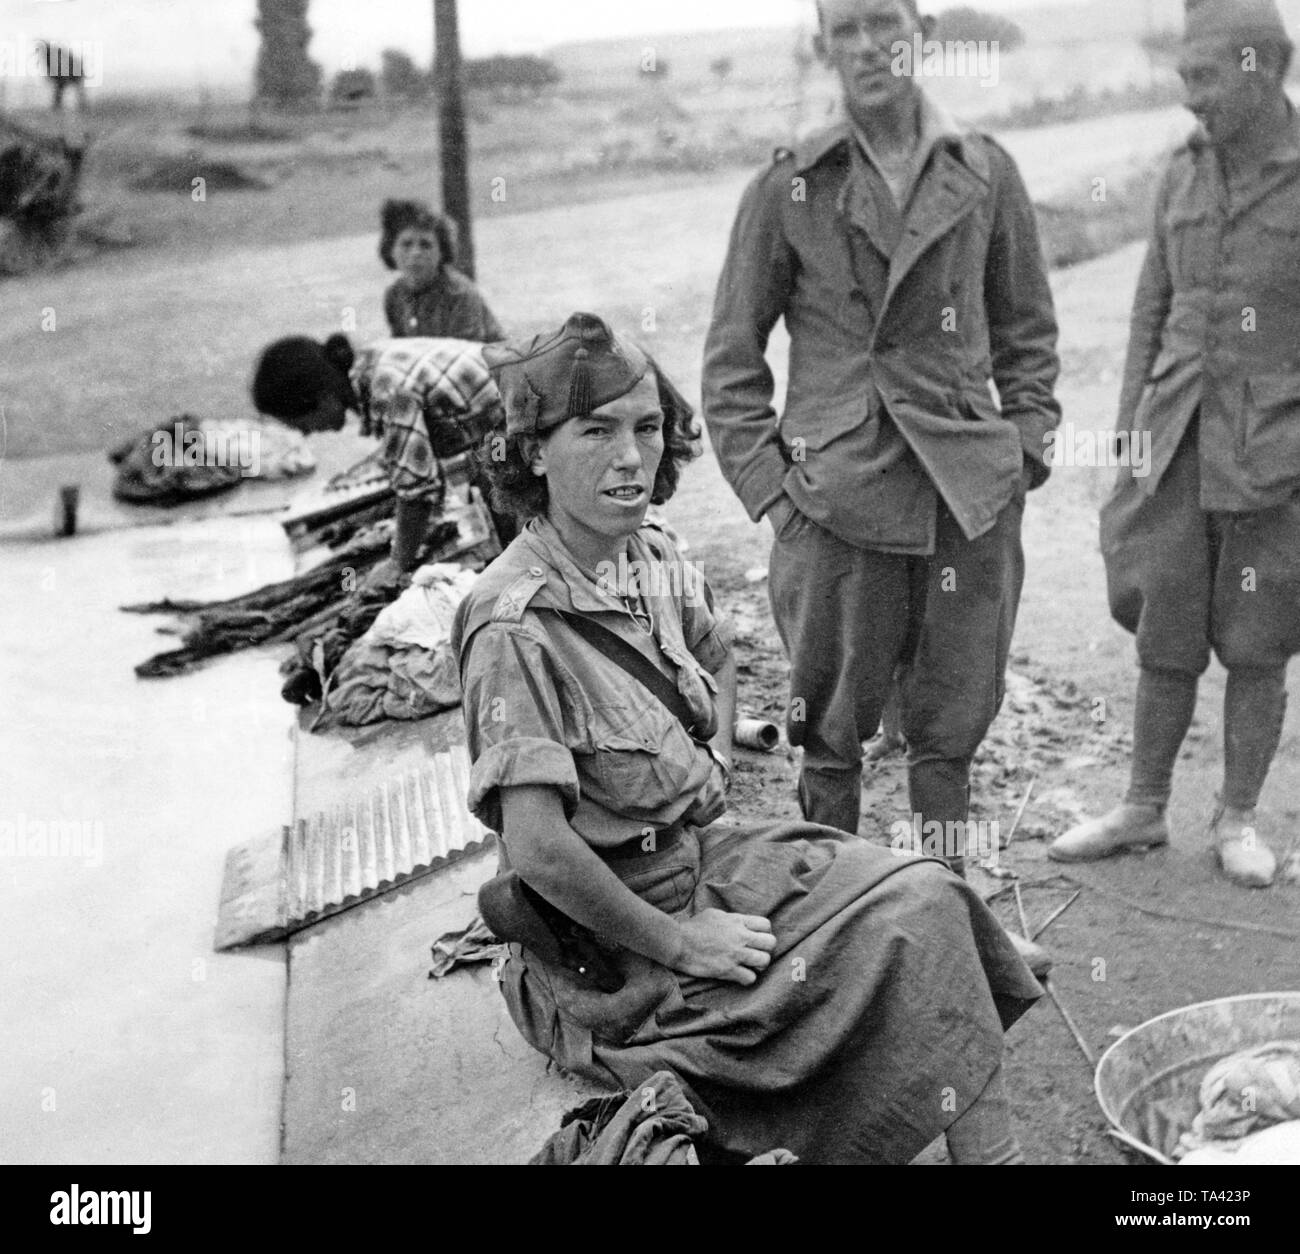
top-left (0, 103), bottom-right (1194, 465)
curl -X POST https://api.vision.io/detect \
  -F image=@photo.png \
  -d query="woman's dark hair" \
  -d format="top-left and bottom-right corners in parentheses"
top-left (250, 333), bottom-right (357, 424)
top-left (379, 199), bottom-right (458, 271)
top-left (478, 361), bottom-right (702, 524)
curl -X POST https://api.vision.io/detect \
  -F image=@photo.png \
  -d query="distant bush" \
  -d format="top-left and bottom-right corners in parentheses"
top-left (990, 79), bottom-right (1184, 130)
top-left (710, 57), bottom-right (734, 84)
top-left (185, 120), bottom-right (293, 144)
top-left (932, 7), bottom-right (1026, 52)
top-left (463, 55), bottom-right (560, 94)
top-left (330, 68), bottom-right (377, 107)
top-left (129, 157), bottom-right (270, 193)
top-left (382, 49), bottom-right (428, 100)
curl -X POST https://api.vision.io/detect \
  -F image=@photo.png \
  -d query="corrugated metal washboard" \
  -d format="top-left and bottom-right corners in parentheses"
top-left (214, 744), bottom-right (491, 950)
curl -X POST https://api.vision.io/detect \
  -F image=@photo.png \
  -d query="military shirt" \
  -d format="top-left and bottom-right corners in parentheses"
top-left (1118, 106), bottom-right (1300, 509)
top-left (451, 518), bottom-right (734, 848)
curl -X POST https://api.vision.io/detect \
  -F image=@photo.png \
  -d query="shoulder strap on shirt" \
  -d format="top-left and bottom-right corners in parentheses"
top-left (536, 607), bottom-right (703, 738)
top-left (489, 567), bottom-right (551, 625)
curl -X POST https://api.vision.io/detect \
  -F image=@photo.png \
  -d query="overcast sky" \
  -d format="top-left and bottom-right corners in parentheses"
top-left (0, 0), bottom-right (1075, 92)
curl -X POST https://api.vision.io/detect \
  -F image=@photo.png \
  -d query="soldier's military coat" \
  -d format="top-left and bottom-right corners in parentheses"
top-left (703, 107), bottom-right (1061, 555)
top-left (1102, 110), bottom-right (1300, 673)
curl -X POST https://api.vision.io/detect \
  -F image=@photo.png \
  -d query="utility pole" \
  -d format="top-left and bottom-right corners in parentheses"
top-left (433, 0), bottom-right (474, 279)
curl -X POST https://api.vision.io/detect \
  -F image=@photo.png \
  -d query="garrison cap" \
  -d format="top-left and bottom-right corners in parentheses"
top-left (1183, 0), bottom-right (1292, 48)
top-left (483, 312), bottom-right (651, 437)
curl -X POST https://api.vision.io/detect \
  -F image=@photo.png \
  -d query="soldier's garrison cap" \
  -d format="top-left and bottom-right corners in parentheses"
top-left (484, 312), bottom-right (652, 437)
top-left (1184, 0), bottom-right (1292, 48)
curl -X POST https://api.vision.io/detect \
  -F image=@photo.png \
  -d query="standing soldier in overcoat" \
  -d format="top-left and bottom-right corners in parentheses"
top-left (1052, 0), bottom-right (1300, 889)
top-left (702, 0), bottom-right (1061, 953)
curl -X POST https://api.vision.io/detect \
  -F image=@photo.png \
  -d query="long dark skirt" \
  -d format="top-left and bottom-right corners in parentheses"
top-left (499, 820), bottom-right (1042, 1165)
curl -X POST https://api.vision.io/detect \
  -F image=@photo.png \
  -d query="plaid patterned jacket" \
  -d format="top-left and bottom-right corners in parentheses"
top-left (350, 338), bottom-right (501, 501)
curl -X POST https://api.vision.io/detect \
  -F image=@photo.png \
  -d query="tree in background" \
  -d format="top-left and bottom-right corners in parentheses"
top-left (382, 49), bottom-right (429, 100)
top-left (710, 56), bottom-right (735, 85)
top-left (0, 119), bottom-right (87, 274)
top-left (254, 0), bottom-right (322, 109)
top-left (932, 7), bottom-right (1026, 52)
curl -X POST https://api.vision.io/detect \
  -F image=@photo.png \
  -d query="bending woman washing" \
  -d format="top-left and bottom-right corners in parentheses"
top-left (251, 333), bottom-right (515, 572)
top-left (452, 313), bottom-right (1043, 1164)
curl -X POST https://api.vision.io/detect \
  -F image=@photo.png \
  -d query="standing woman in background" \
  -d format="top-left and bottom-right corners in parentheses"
top-left (251, 332), bottom-right (514, 570)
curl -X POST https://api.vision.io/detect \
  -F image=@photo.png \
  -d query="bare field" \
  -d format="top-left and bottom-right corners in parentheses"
top-left (0, 77), bottom-right (1193, 467)
top-left (1, 17), bottom-right (1196, 269)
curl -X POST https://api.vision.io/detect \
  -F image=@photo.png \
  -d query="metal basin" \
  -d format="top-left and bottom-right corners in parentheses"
top-left (1094, 992), bottom-right (1300, 1164)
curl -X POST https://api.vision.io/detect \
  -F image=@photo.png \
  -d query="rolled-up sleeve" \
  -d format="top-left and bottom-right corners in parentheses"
top-left (459, 622), bottom-right (581, 830)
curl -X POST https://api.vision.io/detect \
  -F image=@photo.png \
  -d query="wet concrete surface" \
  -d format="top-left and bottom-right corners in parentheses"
top-left (281, 846), bottom-right (604, 1165)
top-left (0, 516), bottom-right (294, 1163)
top-left (280, 703), bottom-right (608, 1163)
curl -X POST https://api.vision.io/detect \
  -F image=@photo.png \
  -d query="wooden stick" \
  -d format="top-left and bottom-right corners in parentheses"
top-left (1060, 870), bottom-right (1300, 941)
top-left (1043, 977), bottom-right (1096, 1069)
top-left (983, 882), bottom-right (1018, 904)
top-left (1012, 880), bottom-right (1031, 939)
top-left (1106, 1126), bottom-right (1176, 1166)
top-left (1032, 889), bottom-right (1082, 942)
top-left (1004, 775), bottom-right (1036, 847)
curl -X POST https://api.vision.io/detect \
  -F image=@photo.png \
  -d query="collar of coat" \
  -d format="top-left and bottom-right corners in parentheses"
top-left (1185, 99), bottom-right (1300, 168)
top-left (786, 99), bottom-right (991, 185)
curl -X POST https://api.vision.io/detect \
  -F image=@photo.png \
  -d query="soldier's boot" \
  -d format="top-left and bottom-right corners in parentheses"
top-left (1209, 804), bottom-right (1277, 889)
top-left (1048, 803), bottom-right (1169, 863)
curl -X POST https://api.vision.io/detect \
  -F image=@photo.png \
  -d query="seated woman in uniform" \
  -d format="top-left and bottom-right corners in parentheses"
top-left (250, 332), bottom-right (516, 574)
top-left (451, 312), bottom-right (1044, 1165)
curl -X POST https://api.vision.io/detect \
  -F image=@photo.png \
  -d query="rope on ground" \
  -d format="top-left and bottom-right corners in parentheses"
top-left (1059, 868), bottom-right (1300, 941)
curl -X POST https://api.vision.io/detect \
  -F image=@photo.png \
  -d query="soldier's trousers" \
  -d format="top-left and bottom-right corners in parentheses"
top-left (1101, 423), bottom-right (1300, 676)
top-left (768, 494), bottom-right (1026, 841)
top-left (1102, 424), bottom-right (1300, 810)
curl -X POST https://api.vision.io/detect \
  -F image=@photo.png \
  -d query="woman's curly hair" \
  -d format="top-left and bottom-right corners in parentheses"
top-left (378, 199), bottom-right (458, 271)
top-left (476, 361), bottom-right (702, 524)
